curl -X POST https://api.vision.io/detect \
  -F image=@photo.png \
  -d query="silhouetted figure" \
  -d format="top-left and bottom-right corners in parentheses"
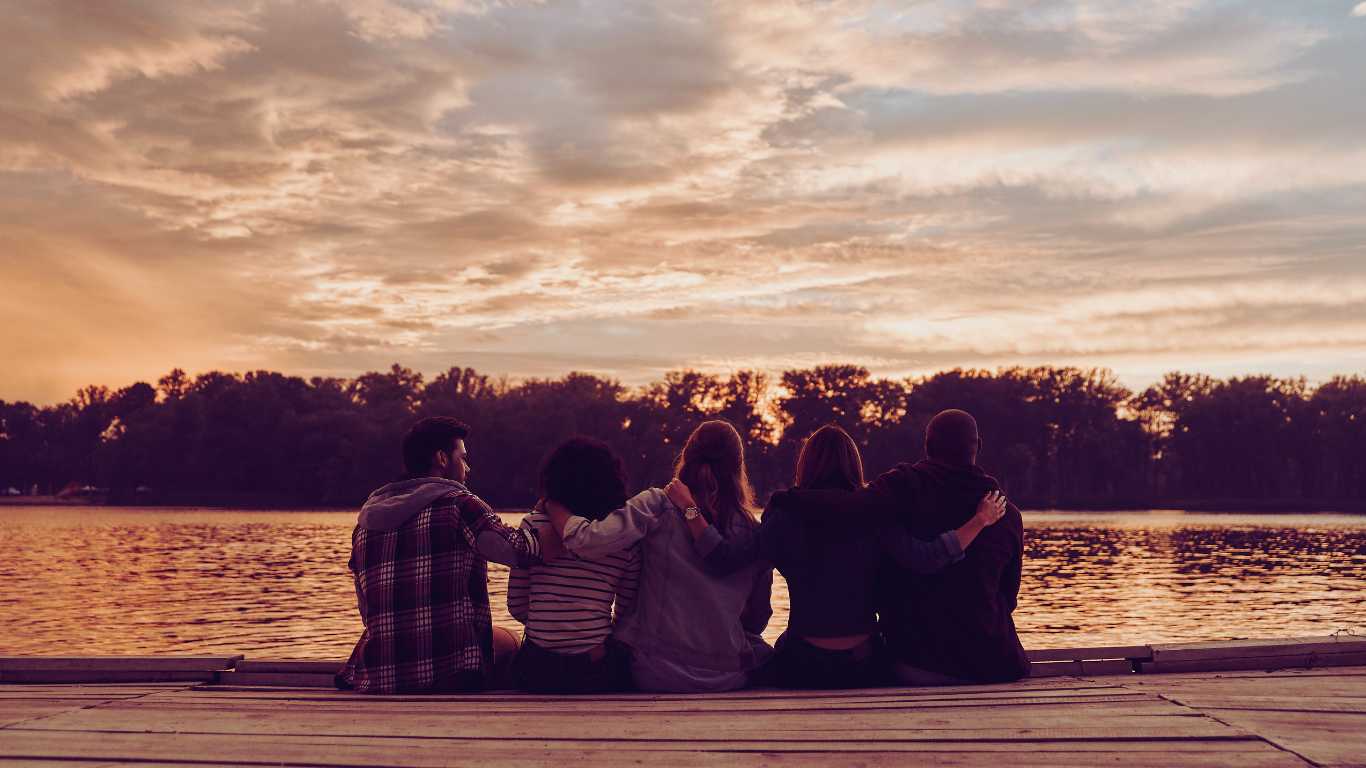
top-left (338, 416), bottom-right (551, 694)
top-left (507, 436), bottom-right (640, 694)
top-left (772, 409), bottom-right (1030, 685)
top-left (544, 421), bottom-right (775, 693)
top-left (668, 424), bottom-right (1005, 689)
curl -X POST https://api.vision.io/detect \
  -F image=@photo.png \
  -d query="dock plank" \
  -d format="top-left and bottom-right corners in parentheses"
top-left (180, 681), bottom-right (1122, 704)
top-left (1167, 696), bottom-right (1366, 714)
top-left (233, 660), bottom-right (344, 674)
top-left (0, 703), bottom-right (97, 729)
top-left (216, 671), bottom-right (337, 688)
top-left (1029, 659), bottom-right (1133, 677)
top-left (1150, 637), bottom-right (1366, 663)
top-left (1027, 645), bottom-right (1152, 663)
top-left (155, 686), bottom-right (1163, 715)
top-left (0, 657), bottom-right (242, 672)
top-left (1182, 709), bottom-right (1366, 768)
top-left (8, 705), bottom-right (1244, 742)
top-left (1141, 651), bottom-right (1366, 674)
top-left (10, 661), bottom-right (1363, 768)
top-left (135, 690), bottom-right (1153, 713)
top-left (0, 731), bottom-right (1314, 768)
top-left (1116, 666), bottom-right (1366, 699)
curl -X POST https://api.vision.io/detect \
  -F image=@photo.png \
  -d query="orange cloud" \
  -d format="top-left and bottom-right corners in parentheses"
top-left (1, 0), bottom-right (1364, 404)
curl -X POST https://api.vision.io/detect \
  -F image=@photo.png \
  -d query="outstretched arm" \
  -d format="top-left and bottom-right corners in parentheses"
top-left (507, 517), bottom-right (534, 623)
top-left (768, 481), bottom-right (898, 527)
top-left (546, 489), bottom-right (663, 559)
top-left (665, 478), bottom-right (709, 539)
top-left (460, 496), bottom-right (542, 569)
top-left (665, 477), bottom-right (774, 576)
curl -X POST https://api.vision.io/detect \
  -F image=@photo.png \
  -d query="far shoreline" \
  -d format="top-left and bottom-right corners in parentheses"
top-left (3, 495), bottom-right (1364, 515)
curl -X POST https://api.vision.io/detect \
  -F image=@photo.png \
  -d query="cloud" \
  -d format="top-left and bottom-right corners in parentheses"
top-left (1, 0), bottom-right (1364, 404)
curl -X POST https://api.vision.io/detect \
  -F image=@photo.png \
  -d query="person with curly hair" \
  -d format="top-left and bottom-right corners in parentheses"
top-left (507, 436), bottom-right (641, 693)
top-left (543, 421), bottom-right (775, 693)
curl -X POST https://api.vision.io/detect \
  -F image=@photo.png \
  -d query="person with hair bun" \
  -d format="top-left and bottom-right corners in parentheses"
top-left (507, 436), bottom-right (642, 694)
top-left (543, 421), bottom-right (774, 693)
top-left (771, 409), bottom-right (1031, 685)
top-left (667, 424), bottom-right (1005, 689)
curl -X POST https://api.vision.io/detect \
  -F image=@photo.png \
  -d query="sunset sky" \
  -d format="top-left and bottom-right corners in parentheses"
top-left (4, 0), bottom-right (1365, 405)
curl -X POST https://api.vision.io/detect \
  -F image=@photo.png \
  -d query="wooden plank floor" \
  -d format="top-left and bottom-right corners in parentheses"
top-left (1, 667), bottom-right (1363, 767)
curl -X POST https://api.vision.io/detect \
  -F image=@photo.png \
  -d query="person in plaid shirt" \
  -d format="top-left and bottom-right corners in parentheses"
top-left (338, 416), bottom-right (553, 694)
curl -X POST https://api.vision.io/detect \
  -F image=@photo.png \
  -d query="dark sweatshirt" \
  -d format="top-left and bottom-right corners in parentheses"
top-left (692, 505), bottom-right (965, 638)
top-left (771, 459), bottom-right (1030, 683)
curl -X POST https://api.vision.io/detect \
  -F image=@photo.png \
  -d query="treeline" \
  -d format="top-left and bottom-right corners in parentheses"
top-left (1, 364), bottom-right (1363, 509)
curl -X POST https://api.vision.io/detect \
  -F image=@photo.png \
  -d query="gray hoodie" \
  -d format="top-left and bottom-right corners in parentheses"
top-left (358, 477), bottom-right (469, 531)
top-left (356, 476), bottom-right (534, 569)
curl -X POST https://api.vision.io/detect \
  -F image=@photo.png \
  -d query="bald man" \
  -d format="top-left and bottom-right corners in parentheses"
top-left (770, 409), bottom-right (1030, 685)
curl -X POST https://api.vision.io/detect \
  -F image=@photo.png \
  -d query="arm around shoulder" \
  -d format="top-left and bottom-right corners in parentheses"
top-left (558, 488), bottom-right (665, 559)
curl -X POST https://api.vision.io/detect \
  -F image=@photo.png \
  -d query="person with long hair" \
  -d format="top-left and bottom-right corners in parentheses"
top-left (667, 424), bottom-right (1005, 689)
top-left (542, 421), bottom-right (774, 693)
top-left (770, 410), bottom-right (1030, 686)
top-left (507, 436), bottom-right (641, 694)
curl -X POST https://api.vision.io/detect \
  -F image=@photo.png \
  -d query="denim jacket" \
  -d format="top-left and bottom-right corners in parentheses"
top-left (561, 488), bottom-right (774, 672)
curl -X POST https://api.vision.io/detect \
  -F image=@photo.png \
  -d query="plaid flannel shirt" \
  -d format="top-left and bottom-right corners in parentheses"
top-left (340, 489), bottom-right (540, 694)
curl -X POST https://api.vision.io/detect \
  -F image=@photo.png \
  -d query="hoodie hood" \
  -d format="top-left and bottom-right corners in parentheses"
top-left (895, 459), bottom-right (1002, 539)
top-left (358, 477), bottom-right (469, 531)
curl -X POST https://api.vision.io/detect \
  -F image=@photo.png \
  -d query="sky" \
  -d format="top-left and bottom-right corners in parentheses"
top-left (3, 0), bottom-right (1366, 405)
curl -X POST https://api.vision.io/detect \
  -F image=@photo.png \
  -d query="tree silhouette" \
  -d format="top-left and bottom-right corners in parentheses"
top-left (0, 363), bottom-right (1360, 509)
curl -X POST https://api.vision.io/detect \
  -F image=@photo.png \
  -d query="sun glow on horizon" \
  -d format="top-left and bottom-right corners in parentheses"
top-left (2, 0), bottom-right (1365, 405)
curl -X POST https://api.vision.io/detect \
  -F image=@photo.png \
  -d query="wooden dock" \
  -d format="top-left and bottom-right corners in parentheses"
top-left (1, 640), bottom-right (1363, 767)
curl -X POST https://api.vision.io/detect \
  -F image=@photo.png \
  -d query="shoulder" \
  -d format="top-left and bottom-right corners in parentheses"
top-left (436, 490), bottom-right (492, 517)
top-left (883, 463), bottom-right (916, 484)
top-left (630, 487), bottom-right (671, 513)
top-left (977, 505), bottom-right (1024, 547)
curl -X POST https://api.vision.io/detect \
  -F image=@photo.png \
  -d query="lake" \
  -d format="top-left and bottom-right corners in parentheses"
top-left (3, 507), bottom-right (1363, 659)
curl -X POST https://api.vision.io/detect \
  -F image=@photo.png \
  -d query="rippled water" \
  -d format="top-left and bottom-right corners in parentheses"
top-left (3, 507), bottom-right (1363, 659)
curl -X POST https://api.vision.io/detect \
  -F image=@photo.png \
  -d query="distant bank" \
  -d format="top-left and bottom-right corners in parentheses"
top-left (3, 493), bottom-right (1364, 514)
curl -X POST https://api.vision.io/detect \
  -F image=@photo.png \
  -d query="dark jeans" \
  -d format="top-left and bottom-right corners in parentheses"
top-left (773, 631), bottom-right (891, 690)
top-left (510, 637), bottom-right (634, 695)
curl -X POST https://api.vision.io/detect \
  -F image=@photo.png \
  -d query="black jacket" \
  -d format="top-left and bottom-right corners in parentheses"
top-left (772, 459), bottom-right (1030, 683)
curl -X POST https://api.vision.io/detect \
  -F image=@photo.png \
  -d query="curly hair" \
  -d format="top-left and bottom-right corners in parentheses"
top-left (538, 436), bottom-right (630, 522)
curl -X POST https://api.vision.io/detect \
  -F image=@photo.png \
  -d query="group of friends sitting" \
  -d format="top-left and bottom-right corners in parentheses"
top-left (337, 410), bottom-right (1031, 695)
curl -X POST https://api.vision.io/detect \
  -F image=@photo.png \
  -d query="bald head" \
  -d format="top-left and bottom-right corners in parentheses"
top-left (925, 409), bottom-right (981, 464)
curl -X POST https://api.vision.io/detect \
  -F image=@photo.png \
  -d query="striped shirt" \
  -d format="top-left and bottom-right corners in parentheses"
top-left (507, 509), bottom-right (642, 652)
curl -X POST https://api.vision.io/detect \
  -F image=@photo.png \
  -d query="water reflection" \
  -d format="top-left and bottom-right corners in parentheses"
top-left (3, 507), bottom-right (1363, 659)
top-left (1017, 513), bottom-right (1366, 647)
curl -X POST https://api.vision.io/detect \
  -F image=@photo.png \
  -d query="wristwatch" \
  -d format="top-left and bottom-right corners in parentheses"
top-left (683, 506), bottom-right (701, 521)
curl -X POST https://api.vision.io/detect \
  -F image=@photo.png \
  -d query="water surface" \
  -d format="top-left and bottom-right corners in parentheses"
top-left (3, 507), bottom-right (1362, 658)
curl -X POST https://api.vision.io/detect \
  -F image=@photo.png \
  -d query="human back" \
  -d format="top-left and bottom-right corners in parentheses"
top-left (550, 420), bottom-right (775, 692)
top-left (876, 466), bottom-right (1027, 683)
top-left (507, 436), bottom-right (640, 694)
top-left (772, 425), bottom-right (882, 643)
top-left (341, 416), bottom-right (544, 695)
top-left (877, 410), bottom-right (1030, 684)
top-left (761, 410), bottom-right (1019, 686)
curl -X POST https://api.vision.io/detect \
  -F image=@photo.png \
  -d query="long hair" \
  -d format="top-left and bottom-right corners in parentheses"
top-left (674, 420), bottom-right (760, 535)
top-left (538, 436), bottom-right (630, 522)
top-left (794, 424), bottom-right (865, 491)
